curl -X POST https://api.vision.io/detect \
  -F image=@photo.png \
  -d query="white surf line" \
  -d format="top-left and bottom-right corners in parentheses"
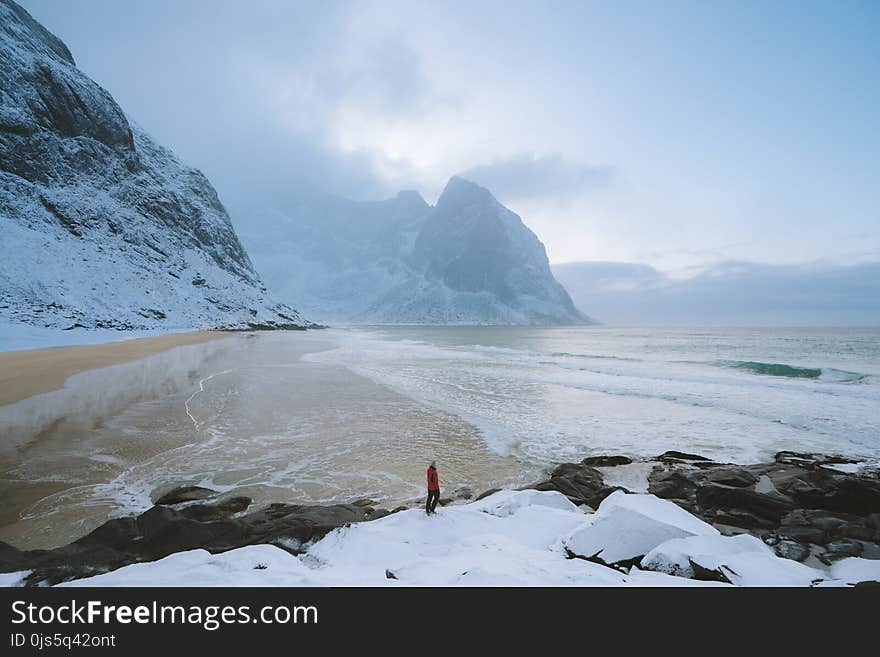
top-left (184, 368), bottom-right (237, 431)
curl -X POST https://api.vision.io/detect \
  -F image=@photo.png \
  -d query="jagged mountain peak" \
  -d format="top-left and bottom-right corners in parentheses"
top-left (436, 175), bottom-right (495, 212)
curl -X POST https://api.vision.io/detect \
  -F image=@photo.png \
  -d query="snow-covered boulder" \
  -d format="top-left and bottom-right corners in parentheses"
top-left (563, 491), bottom-right (718, 566)
top-left (829, 557), bottom-right (880, 586)
top-left (468, 489), bottom-right (581, 517)
top-left (60, 545), bottom-right (321, 587)
top-left (305, 490), bottom-right (611, 586)
top-left (640, 533), bottom-right (823, 586)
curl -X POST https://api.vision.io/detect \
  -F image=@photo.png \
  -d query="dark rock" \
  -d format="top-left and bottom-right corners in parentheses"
top-left (474, 488), bottom-right (502, 501)
top-left (390, 506), bottom-right (409, 514)
top-left (385, 569), bottom-right (398, 580)
top-left (842, 525), bottom-right (880, 542)
top-left (2, 500), bottom-right (380, 586)
top-left (774, 451), bottom-right (859, 467)
top-left (777, 525), bottom-right (827, 545)
top-left (779, 509), bottom-right (860, 542)
top-left (714, 509), bottom-right (777, 530)
top-left (532, 463), bottom-right (605, 504)
top-left (689, 559), bottom-right (732, 584)
top-left (706, 467), bottom-right (759, 488)
top-left (774, 540), bottom-right (810, 562)
top-left (666, 498), bottom-right (699, 515)
top-left (581, 455), bottom-right (632, 467)
top-left (819, 539), bottom-right (864, 565)
top-left (696, 483), bottom-right (794, 523)
top-left (691, 460), bottom-right (728, 470)
top-left (352, 498), bottom-right (376, 508)
top-left (648, 469), bottom-right (700, 500)
top-left (180, 496), bottom-right (251, 522)
top-left (774, 451), bottom-right (822, 466)
top-left (0, 541), bottom-right (31, 573)
top-left (438, 498), bottom-right (453, 507)
top-left (154, 486), bottom-right (217, 506)
top-left (795, 477), bottom-right (880, 515)
top-left (656, 451), bottom-right (712, 462)
top-left (585, 486), bottom-right (630, 509)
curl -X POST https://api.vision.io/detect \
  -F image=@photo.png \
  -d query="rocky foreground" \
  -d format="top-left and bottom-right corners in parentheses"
top-left (1, 450), bottom-right (879, 586)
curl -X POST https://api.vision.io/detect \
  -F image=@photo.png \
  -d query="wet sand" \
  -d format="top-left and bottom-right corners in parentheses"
top-left (0, 331), bottom-right (232, 407)
top-left (0, 330), bottom-right (523, 550)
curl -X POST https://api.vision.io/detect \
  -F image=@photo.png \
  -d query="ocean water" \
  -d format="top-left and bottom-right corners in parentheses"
top-left (309, 326), bottom-right (880, 467)
top-left (2, 326), bottom-right (878, 549)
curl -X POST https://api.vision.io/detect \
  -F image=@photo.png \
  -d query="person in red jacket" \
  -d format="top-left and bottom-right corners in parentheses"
top-left (426, 460), bottom-right (440, 515)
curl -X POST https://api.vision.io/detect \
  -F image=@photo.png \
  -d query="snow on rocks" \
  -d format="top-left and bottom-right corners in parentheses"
top-left (829, 557), bottom-right (880, 585)
top-left (5, 487), bottom-right (873, 588)
top-left (60, 545), bottom-right (320, 587)
top-left (304, 491), bottom-right (622, 586)
top-left (59, 490), bottom-right (626, 587)
top-left (563, 491), bottom-right (718, 566)
top-left (640, 533), bottom-right (823, 586)
top-left (468, 488), bottom-right (581, 517)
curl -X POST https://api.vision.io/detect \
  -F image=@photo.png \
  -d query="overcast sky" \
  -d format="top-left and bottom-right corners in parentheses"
top-left (19, 0), bottom-right (880, 272)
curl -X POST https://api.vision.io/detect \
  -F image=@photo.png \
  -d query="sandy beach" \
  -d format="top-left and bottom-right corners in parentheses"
top-left (0, 329), bottom-right (520, 550)
top-left (0, 331), bottom-right (232, 407)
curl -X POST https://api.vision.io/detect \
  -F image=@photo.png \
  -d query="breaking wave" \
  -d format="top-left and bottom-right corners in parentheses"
top-left (720, 360), bottom-right (868, 382)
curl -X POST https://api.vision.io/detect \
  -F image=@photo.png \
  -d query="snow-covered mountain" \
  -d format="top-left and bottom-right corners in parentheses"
top-left (238, 177), bottom-right (591, 325)
top-left (0, 0), bottom-right (308, 331)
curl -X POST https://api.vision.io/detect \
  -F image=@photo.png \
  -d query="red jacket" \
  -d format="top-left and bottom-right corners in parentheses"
top-left (427, 466), bottom-right (439, 491)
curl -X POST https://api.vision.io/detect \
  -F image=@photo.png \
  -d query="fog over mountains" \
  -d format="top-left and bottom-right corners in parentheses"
top-left (237, 177), bottom-right (590, 325)
top-left (0, 1), bottom-right (589, 330)
top-left (2, 0), bottom-right (876, 331)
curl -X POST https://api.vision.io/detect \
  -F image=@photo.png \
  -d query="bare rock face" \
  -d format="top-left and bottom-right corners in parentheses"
top-left (0, 0), bottom-right (308, 330)
top-left (393, 176), bottom-right (588, 325)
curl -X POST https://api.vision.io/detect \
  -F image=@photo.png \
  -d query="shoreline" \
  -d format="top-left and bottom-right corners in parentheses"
top-left (0, 329), bottom-right (520, 552)
top-left (1, 449), bottom-right (878, 587)
top-left (0, 330), bottom-right (233, 407)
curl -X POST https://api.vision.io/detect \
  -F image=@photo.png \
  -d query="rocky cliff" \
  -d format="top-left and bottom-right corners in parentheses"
top-left (0, 0), bottom-right (307, 330)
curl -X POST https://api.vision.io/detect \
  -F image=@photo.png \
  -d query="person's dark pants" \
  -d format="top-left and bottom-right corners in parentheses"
top-left (426, 489), bottom-right (440, 514)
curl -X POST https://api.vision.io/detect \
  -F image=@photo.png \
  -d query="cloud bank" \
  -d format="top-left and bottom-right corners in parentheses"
top-left (553, 261), bottom-right (880, 326)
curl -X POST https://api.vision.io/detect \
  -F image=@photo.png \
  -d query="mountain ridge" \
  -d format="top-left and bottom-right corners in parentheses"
top-left (0, 0), bottom-right (309, 332)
